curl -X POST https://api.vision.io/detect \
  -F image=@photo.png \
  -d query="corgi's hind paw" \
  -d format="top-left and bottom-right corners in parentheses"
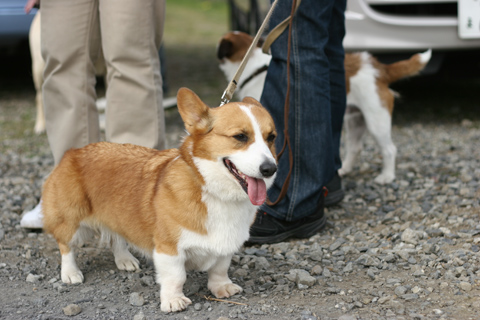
top-left (210, 283), bottom-right (243, 299)
top-left (115, 253), bottom-right (140, 272)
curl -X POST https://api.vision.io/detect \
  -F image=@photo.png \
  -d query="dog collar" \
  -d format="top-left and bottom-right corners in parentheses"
top-left (239, 65), bottom-right (269, 89)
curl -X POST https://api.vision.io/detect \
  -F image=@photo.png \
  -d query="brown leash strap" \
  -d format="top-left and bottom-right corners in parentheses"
top-left (266, 0), bottom-right (298, 206)
top-left (262, 0), bottom-right (301, 54)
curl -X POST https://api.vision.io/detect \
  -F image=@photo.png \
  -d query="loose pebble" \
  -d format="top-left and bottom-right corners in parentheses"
top-left (63, 304), bottom-right (82, 316)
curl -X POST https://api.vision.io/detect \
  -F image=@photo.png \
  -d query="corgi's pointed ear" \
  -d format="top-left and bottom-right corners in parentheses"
top-left (242, 96), bottom-right (263, 108)
top-left (177, 88), bottom-right (211, 135)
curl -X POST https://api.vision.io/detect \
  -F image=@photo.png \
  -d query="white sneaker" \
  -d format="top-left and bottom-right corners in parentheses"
top-left (20, 200), bottom-right (44, 229)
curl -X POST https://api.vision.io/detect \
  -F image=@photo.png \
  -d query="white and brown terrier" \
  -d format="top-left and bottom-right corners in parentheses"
top-left (217, 31), bottom-right (431, 184)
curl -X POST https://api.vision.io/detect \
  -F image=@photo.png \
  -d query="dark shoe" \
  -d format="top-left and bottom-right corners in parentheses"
top-left (248, 195), bottom-right (326, 244)
top-left (324, 172), bottom-right (344, 207)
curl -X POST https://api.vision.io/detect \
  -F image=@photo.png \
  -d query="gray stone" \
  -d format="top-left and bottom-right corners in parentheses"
top-left (244, 247), bottom-right (258, 255)
top-left (288, 269), bottom-right (316, 287)
top-left (367, 268), bottom-right (375, 280)
top-left (394, 286), bottom-right (407, 296)
top-left (63, 304), bottom-right (82, 316)
top-left (329, 238), bottom-right (346, 251)
top-left (26, 273), bottom-right (41, 283)
top-left (233, 268), bottom-right (248, 278)
top-left (459, 282), bottom-right (472, 292)
top-left (401, 228), bottom-right (423, 244)
top-left (396, 250), bottom-right (410, 261)
top-left (401, 293), bottom-right (419, 301)
top-left (343, 262), bottom-right (353, 273)
top-left (255, 256), bottom-right (270, 270)
top-left (310, 265), bottom-right (323, 275)
top-left (129, 292), bottom-right (144, 306)
top-left (382, 254), bottom-right (396, 262)
top-left (356, 254), bottom-right (380, 267)
top-left (309, 251), bottom-right (323, 261)
top-left (323, 267), bottom-right (332, 278)
top-left (141, 275), bottom-right (155, 287)
top-left (386, 278), bottom-right (401, 284)
top-left (133, 311), bottom-right (146, 320)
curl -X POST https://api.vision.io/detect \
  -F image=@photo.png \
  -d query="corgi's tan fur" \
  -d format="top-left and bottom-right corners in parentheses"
top-left (42, 88), bottom-right (277, 312)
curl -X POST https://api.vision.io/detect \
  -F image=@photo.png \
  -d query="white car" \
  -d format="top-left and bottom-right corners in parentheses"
top-left (344, 0), bottom-right (480, 52)
top-left (231, 0), bottom-right (480, 72)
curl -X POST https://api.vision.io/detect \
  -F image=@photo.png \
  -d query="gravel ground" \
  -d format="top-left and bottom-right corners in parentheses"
top-left (1, 53), bottom-right (480, 319)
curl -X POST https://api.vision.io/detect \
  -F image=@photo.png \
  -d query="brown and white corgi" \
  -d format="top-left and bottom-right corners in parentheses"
top-left (42, 88), bottom-right (277, 313)
top-left (217, 31), bottom-right (431, 184)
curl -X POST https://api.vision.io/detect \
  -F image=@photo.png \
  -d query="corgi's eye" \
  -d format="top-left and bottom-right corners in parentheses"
top-left (267, 133), bottom-right (276, 143)
top-left (233, 133), bottom-right (248, 142)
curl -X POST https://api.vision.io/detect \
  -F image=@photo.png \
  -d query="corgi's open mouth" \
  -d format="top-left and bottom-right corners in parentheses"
top-left (223, 158), bottom-right (267, 206)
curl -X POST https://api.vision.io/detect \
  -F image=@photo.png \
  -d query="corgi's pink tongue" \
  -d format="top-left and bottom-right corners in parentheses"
top-left (246, 176), bottom-right (267, 206)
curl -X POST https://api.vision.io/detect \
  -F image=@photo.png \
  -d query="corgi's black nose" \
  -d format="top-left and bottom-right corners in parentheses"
top-left (260, 161), bottom-right (277, 178)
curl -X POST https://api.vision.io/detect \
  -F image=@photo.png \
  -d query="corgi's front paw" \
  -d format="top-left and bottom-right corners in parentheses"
top-left (61, 268), bottom-right (84, 284)
top-left (161, 296), bottom-right (192, 313)
top-left (210, 283), bottom-right (243, 298)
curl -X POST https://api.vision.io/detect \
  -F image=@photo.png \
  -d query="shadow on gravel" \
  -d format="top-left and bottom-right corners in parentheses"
top-left (392, 54), bottom-right (480, 125)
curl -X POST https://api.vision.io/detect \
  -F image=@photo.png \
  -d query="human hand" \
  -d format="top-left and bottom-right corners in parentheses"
top-left (25, 0), bottom-right (40, 14)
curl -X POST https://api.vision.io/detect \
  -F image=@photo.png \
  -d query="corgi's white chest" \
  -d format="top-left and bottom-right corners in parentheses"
top-left (178, 195), bottom-right (256, 271)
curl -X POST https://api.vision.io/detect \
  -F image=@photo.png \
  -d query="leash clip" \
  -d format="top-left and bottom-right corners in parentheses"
top-left (219, 80), bottom-right (237, 106)
top-left (219, 91), bottom-right (230, 107)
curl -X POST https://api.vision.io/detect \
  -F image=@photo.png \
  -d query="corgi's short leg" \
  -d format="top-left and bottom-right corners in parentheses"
top-left (153, 251), bottom-right (191, 313)
top-left (208, 255), bottom-right (242, 298)
top-left (112, 237), bottom-right (140, 272)
top-left (339, 106), bottom-right (366, 177)
top-left (47, 214), bottom-right (85, 284)
top-left (59, 243), bottom-right (84, 284)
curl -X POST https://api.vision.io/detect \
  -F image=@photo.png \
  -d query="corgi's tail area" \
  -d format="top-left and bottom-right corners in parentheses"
top-left (385, 49), bottom-right (432, 84)
top-left (42, 151), bottom-right (92, 248)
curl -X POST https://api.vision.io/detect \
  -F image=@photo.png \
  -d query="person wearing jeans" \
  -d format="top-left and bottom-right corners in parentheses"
top-left (249, 0), bottom-right (347, 244)
top-left (21, 0), bottom-right (166, 228)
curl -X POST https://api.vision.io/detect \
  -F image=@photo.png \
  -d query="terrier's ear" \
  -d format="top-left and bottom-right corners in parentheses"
top-left (177, 88), bottom-right (212, 135)
top-left (217, 38), bottom-right (233, 60)
top-left (242, 96), bottom-right (263, 108)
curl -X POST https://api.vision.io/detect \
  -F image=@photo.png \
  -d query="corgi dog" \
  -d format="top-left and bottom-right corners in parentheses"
top-left (42, 88), bottom-right (278, 313)
top-left (217, 31), bottom-right (431, 184)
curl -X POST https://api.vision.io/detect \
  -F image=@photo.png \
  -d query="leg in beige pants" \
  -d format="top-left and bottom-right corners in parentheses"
top-left (41, 0), bottom-right (165, 165)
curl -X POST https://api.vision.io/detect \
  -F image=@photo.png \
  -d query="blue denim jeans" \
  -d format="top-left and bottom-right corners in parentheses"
top-left (260, 0), bottom-right (347, 221)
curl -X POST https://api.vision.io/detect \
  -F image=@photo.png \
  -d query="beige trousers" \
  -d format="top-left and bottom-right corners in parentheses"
top-left (41, 0), bottom-right (166, 165)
